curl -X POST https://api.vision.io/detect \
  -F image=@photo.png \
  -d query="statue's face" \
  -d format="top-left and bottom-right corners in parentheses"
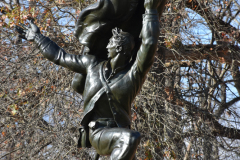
top-left (106, 37), bottom-right (119, 59)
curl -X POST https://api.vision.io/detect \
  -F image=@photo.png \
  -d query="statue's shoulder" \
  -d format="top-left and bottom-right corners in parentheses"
top-left (81, 54), bottom-right (105, 70)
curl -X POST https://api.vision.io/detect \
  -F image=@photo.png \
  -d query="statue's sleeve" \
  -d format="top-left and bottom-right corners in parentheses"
top-left (134, 9), bottom-right (160, 76)
top-left (34, 35), bottom-right (96, 74)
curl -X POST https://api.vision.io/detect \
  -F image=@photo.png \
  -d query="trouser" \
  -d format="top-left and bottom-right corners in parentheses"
top-left (88, 119), bottom-right (141, 160)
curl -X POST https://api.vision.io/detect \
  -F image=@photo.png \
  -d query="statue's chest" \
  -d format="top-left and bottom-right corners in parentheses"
top-left (110, 75), bottom-right (133, 99)
top-left (83, 62), bottom-right (134, 103)
top-left (84, 69), bottom-right (103, 97)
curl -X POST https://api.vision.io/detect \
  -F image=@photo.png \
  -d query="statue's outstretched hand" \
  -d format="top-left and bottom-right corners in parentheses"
top-left (144, 0), bottom-right (161, 10)
top-left (15, 20), bottom-right (40, 41)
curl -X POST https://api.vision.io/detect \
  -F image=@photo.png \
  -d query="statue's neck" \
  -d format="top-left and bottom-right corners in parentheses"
top-left (110, 54), bottom-right (128, 74)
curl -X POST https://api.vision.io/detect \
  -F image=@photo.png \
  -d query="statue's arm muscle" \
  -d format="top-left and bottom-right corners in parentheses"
top-left (35, 36), bottom-right (95, 74)
top-left (135, 9), bottom-right (160, 76)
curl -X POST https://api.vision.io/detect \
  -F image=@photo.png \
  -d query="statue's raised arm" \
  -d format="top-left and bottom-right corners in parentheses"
top-left (135, 0), bottom-right (161, 75)
top-left (128, 0), bottom-right (162, 79)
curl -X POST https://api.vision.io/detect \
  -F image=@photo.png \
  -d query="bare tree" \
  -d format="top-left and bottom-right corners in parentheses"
top-left (1, 0), bottom-right (240, 159)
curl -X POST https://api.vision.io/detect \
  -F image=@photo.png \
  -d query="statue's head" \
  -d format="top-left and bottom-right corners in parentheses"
top-left (107, 28), bottom-right (135, 59)
top-left (74, 0), bottom-right (141, 59)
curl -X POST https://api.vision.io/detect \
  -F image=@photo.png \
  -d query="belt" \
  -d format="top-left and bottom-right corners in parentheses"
top-left (88, 118), bottom-right (117, 130)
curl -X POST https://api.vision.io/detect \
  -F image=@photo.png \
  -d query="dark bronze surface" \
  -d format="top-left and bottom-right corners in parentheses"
top-left (16, 0), bottom-right (165, 159)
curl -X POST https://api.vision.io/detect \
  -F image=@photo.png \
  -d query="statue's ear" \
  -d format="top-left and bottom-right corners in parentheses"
top-left (116, 46), bottom-right (122, 53)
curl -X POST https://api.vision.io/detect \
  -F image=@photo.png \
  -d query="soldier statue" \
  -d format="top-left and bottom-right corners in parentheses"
top-left (16, 0), bottom-right (166, 159)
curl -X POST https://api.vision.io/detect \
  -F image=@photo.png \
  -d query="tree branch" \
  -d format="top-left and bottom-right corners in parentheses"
top-left (212, 120), bottom-right (240, 139)
top-left (186, 0), bottom-right (240, 44)
top-left (231, 64), bottom-right (240, 95)
top-left (214, 97), bottom-right (240, 119)
top-left (0, 0), bottom-right (13, 10)
top-left (31, 141), bottom-right (53, 157)
top-left (181, 99), bottom-right (240, 139)
top-left (160, 45), bottom-right (240, 65)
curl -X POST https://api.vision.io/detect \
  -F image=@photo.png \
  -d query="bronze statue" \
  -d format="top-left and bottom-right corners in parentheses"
top-left (16, 0), bottom-right (166, 159)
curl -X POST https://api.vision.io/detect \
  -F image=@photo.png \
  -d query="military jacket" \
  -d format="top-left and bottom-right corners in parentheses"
top-left (35, 13), bottom-right (159, 127)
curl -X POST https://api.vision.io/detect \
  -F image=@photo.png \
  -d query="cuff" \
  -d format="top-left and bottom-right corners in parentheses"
top-left (34, 33), bottom-right (52, 50)
top-left (34, 33), bottom-right (46, 46)
top-left (143, 9), bottom-right (159, 21)
top-left (145, 9), bottom-right (158, 14)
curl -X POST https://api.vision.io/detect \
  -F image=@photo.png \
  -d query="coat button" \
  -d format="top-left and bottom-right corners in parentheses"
top-left (106, 91), bottom-right (109, 94)
top-left (108, 98), bottom-right (111, 101)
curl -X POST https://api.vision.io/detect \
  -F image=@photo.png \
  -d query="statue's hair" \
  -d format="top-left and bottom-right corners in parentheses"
top-left (112, 27), bottom-right (135, 51)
